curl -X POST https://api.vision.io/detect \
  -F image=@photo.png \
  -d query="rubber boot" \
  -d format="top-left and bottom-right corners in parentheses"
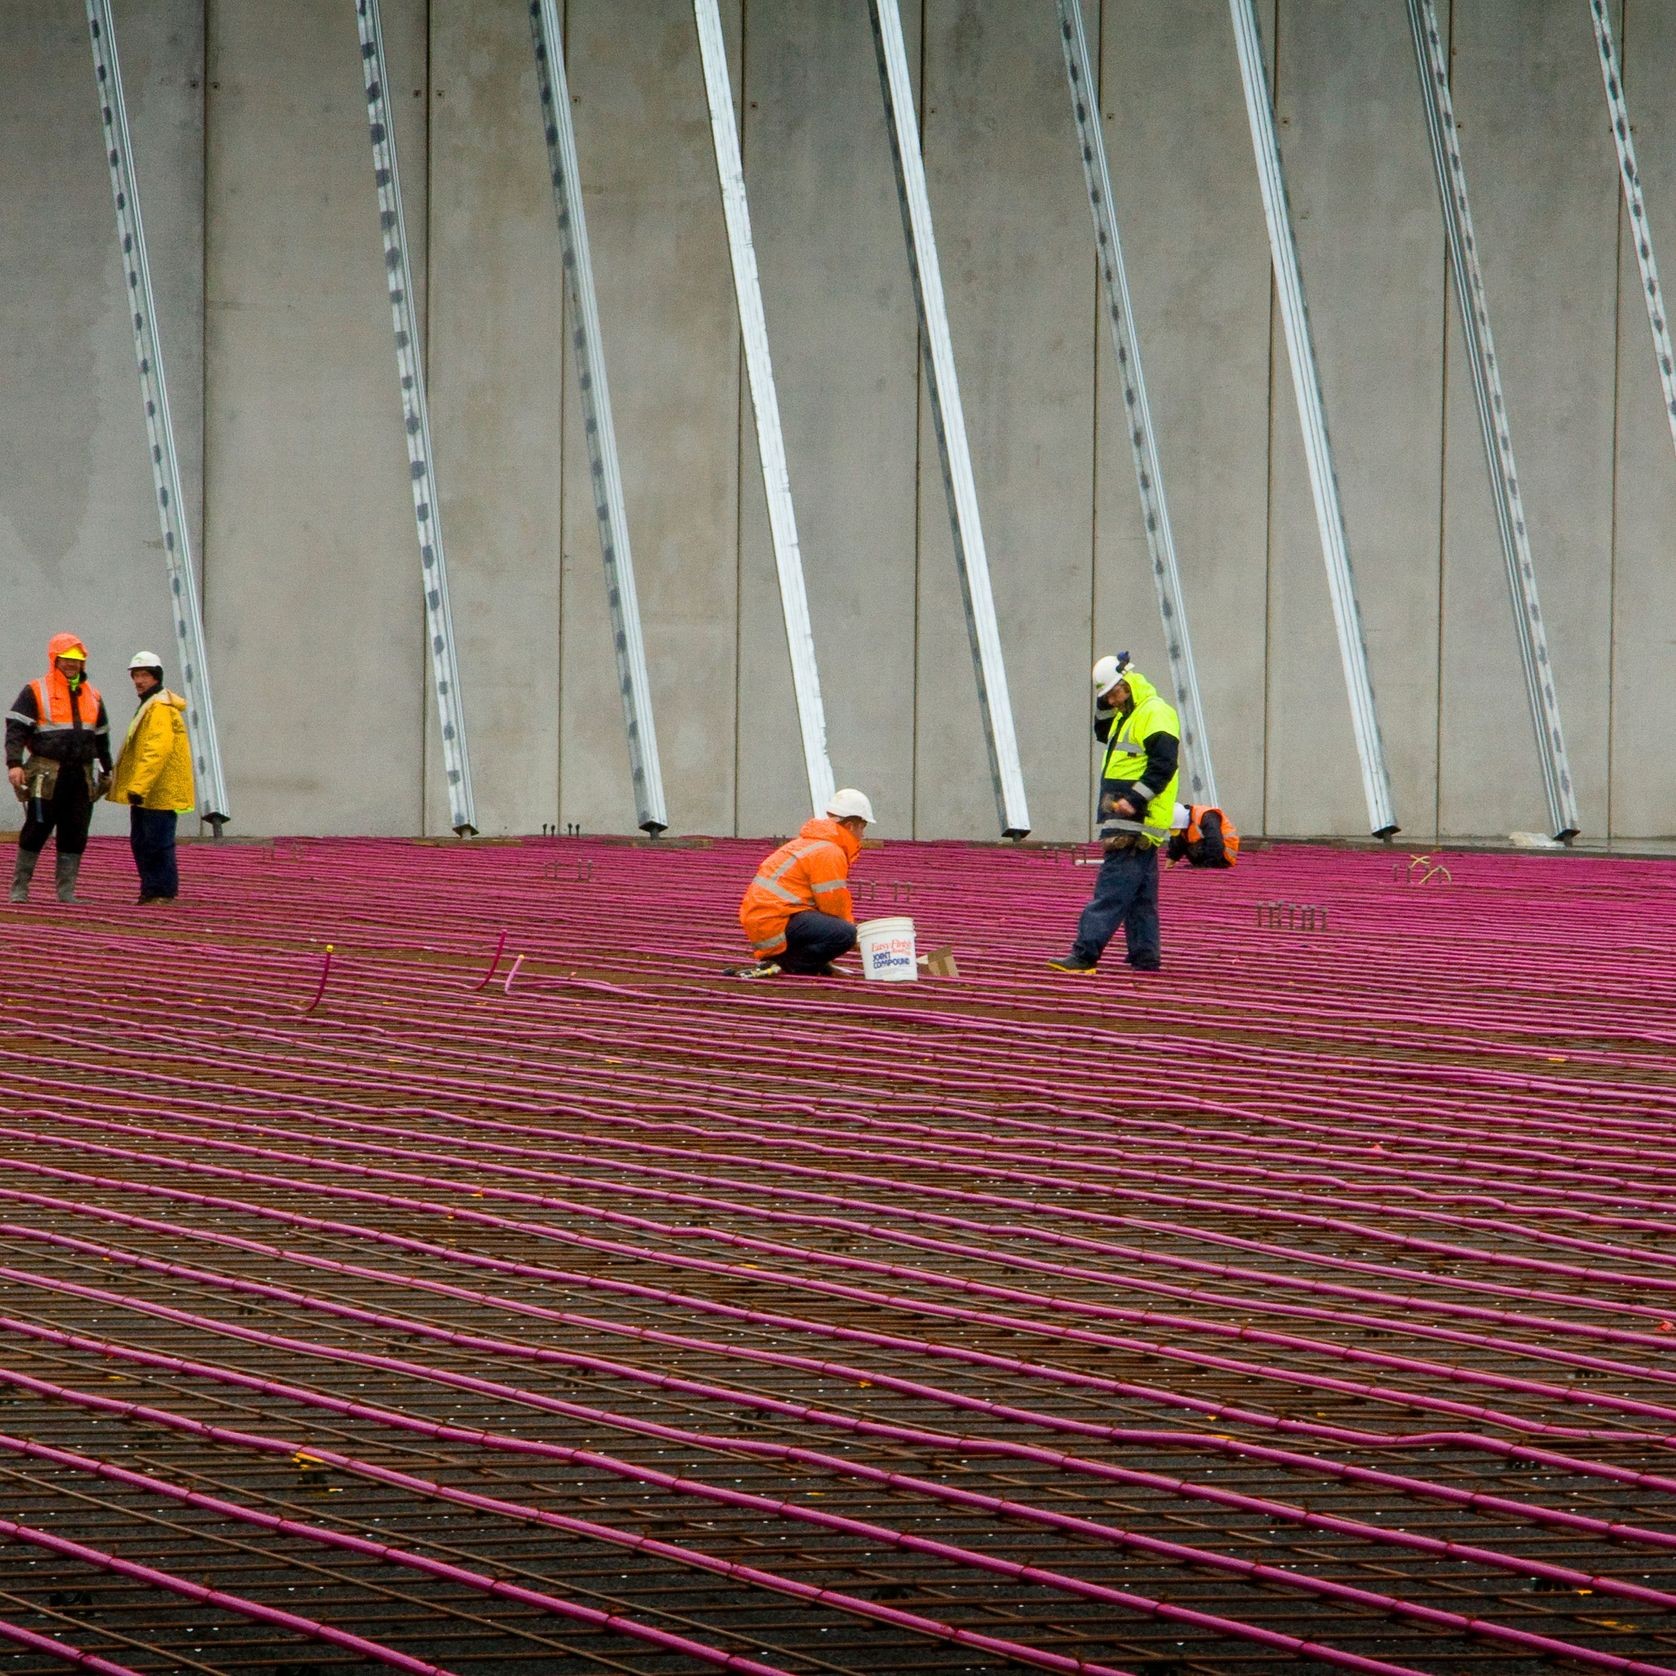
top-left (55, 850), bottom-right (83, 905)
top-left (8, 848), bottom-right (39, 904)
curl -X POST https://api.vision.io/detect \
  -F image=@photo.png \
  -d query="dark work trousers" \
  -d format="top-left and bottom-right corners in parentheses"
top-left (1070, 843), bottom-right (1162, 969)
top-left (779, 909), bottom-right (858, 974)
top-left (18, 767), bottom-right (94, 858)
top-left (129, 806), bottom-right (179, 900)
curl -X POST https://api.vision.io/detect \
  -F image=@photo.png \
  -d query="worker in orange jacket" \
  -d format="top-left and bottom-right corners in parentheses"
top-left (734, 788), bottom-right (874, 978)
top-left (1166, 802), bottom-right (1239, 868)
top-left (7, 633), bottom-right (113, 904)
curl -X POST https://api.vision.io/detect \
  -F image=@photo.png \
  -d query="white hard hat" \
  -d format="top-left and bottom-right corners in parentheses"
top-left (1092, 653), bottom-right (1129, 694)
top-left (1172, 802), bottom-right (1191, 830)
top-left (827, 787), bottom-right (875, 824)
top-left (128, 650), bottom-right (164, 670)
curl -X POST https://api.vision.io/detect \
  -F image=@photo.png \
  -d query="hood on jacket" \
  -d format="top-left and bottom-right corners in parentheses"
top-left (1119, 666), bottom-right (1160, 714)
top-left (47, 632), bottom-right (88, 670)
top-left (797, 815), bottom-right (861, 861)
top-left (138, 688), bottom-right (186, 714)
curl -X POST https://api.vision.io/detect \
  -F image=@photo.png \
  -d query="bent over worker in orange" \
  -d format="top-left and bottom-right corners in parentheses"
top-left (734, 789), bottom-right (874, 979)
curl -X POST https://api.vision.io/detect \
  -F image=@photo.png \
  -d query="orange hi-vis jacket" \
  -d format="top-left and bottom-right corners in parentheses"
top-left (1183, 804), bottom-right (1240, 865)
top-left (30, 671), bottom-right (104, 738)
top-left (739, 817), bottom-right (861, 958)
top-left (29, 633), bottom-right (105, 760)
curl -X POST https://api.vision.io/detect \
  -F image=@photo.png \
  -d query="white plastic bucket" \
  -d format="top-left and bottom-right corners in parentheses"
top-left (856, 916), bottom-right (918, 982)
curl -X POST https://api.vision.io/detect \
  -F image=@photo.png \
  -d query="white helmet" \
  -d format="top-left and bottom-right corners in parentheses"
top-left (128, 650), bottom-right (164, 671)
top-left (1171, 802), bottom-right (1191, 830)
top-left (1092, 653), bottom-right (1130, 695)
top-left (827, 787), bottom-right (875, 824)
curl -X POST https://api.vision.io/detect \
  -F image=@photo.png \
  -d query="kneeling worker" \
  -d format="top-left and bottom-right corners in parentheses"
top-left (1167, 801), bottom-right (1239, 868)
top-left (1050, 654), bottom-right (1178, 975)
top-left (736, 788), bottom-right (874, 978)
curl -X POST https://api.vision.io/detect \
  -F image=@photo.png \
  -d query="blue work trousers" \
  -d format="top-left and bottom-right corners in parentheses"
top-left (780, 910), bottom-right (857, 974)
top-left (130, 806), bottom-right (179, 900)
top-left (1071, 843), bottom-right (1161, 968)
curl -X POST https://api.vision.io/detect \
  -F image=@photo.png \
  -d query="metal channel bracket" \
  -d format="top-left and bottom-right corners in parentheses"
top-left (87, 0), bottom-right (230, 830)
top-left (868, 0), bottom-right (1031, 839)
top-left (692, 0), bottom-right (835, 819)
top-left (1057, 0), bottom-right (1217, 809)
top-left (354, 0), bottom-right (477, 835)
top-left (1589, 0), bottom-right (1676, 466)
top-left (1408, 0), bottom-right (1580, 841)
top-left (528, 0), bottom-right (668, 833)
top-left (1229, 0), bottom-right (1399, 838)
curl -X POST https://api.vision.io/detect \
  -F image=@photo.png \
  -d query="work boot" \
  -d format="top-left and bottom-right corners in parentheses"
top-left (1046, 953), bottom-right (1098, 975)
top-left (8, 848), bottom-right (39, 904)
top-left (55, 851), bottom-right (83, 905)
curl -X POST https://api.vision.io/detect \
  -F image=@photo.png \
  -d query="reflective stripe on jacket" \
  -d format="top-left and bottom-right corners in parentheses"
top-left (1188, 804), bottom-right (1238, 863)
top-left (108, 689), bottom-right (195, 813)
top-left (739, 817), bottom-right (861, 956)
top-left (1099, 668), bottom-right (1179, 845)
top-left (1169, 804), bottom-right (1239, 868)
top-left (23, 672), bottom-right (107, 761)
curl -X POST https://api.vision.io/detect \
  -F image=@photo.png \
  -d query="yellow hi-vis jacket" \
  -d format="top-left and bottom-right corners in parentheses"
top-left (1099, 668), bottom-right (1180, 846)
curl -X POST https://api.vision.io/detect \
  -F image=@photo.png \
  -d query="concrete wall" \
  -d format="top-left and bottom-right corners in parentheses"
top-left (0, 2), bottom-right (201, 844)
top-left (3, 0), bottom-right (1672, 843)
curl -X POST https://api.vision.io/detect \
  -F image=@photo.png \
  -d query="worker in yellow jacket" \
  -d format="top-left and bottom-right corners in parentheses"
top-left (1049, 654), bottom-right (1179, 975)
top-left (107, 652), bottom-right (195, 904)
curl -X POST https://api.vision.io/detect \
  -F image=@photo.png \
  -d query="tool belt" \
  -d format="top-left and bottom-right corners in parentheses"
top-left (20, 758), bottom-right (58, 803)
top-left (18, 757), bottom-right (106, 804)
top-left (1098, 815), bottom-right (1167, 853)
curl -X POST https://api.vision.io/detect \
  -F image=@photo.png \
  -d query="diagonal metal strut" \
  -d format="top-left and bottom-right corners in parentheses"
top-left (354, 0), bottom-right (476, 835)
top-left (528, 0), bottom-right (668, 834)
top-left (1587, 0), bottom-right (1676, 468)
top-left (692, 0), bottom-right (835, 820)
top-left (868, 0), bottom-right (1031, 839)
top-left (1229, 0), bottom-right (1398, 838)
top-left (86, 0), bottom-right (230, 831)
top-left (1408, 0), bottom-right (1580, 841)
top-left (1057, 0), bottom-right (1217, 810)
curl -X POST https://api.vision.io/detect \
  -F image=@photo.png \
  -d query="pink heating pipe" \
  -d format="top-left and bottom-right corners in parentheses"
top-left (3, 834), bottom-right (1676, 1675)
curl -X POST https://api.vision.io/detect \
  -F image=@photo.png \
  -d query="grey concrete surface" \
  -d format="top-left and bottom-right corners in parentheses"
top-left (0, 3), bottom-right (202, 843)
top-left (1097, 0), bottom-right (1273, 834)
top-left (203, 0), bottom-right (428, 837)
top-left (428, 0), bottom-right (565, 837)
top-left (3, 0), bottom-right (1671, 842)
top-left (915, 1), bottom-right (1095, 842)
top-left (736, 0), bottom-right (919, 841)
top-left (559, 0), bottom-right (742, 840)
top-left (1607, 0), bottom-right (1676, 840)
top-left (1268, 0), bottom-right (1447, 837)
top-left (1438, 0), bottom-right (1621, 837)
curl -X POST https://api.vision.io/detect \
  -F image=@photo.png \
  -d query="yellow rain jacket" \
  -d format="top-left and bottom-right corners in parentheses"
top-left (1097, 667), bottom-right (1180, 846)
top-left (108, 689), bottom-right (195, 813)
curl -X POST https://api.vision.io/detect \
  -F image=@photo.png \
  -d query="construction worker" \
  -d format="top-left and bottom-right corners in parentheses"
top-left (6, 633), bottom-right (112, 904)
top-left (1166, 801), bottom-right (1239, 868)
top-left (107, 651), bottom-right (195, 904)
top-left (1049, 653), bottom-right (1178, 975)
top-left (734, 788), bottom-right (874, 978)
